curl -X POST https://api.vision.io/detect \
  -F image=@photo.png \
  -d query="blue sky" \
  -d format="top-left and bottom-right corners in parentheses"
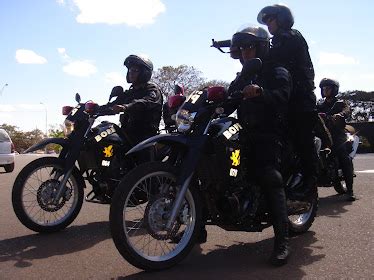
top-left (0, 0), bottom-right (373, 131)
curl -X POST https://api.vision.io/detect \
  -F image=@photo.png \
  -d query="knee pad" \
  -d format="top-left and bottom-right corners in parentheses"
top-left (260, 167), bottom-right (283, 190)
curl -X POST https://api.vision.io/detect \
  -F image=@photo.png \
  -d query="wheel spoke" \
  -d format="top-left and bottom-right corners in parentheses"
top-left (122, 170), bottom-right (196, 262)
top-left (19, 162), bottom-right (80, 227)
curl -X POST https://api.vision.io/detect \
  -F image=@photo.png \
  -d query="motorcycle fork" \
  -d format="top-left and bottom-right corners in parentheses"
top-left (52, 118), bottom-right (93, 204)
top-left (52, 168), bottom-right (74, 204)
top-left (165, 136), bottom-right (206, 230)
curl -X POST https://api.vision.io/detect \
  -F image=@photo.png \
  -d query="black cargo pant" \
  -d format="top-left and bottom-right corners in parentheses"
top-left (288, 111), bottom-right (319, 190)
top-left (332, 132), bottom-right (354, 192)
top-left (245, 132), bottom-right (289, 247)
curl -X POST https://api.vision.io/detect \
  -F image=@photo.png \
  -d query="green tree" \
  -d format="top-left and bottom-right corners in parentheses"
top-left (200, 79), bottom-right (230, 89)
top-left (0, 123), bottom-right (45, 153)
top-left (0, 123), bottom-right (19, 137)
top-left (151, 65), bottom-right (206, 99)
top-left (47, 125), bottom-right (65, 153)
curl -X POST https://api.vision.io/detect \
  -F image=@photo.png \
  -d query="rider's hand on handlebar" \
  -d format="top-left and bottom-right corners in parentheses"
top-left (243, 84), bottom-right (263, 99)
top-left (112, 104), bottom-right (128, 114)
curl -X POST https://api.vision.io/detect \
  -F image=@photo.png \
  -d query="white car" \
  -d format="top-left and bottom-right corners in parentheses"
top-left (0, 128), bottom-right (15, 173)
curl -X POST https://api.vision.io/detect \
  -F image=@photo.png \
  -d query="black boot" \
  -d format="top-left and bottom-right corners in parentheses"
top-left (196, 227), bottom-right (207, 244)
top-left (346, 185), bottom-right (356, 201)
top-left (269, 222), bottom-right (290, 266)
top-left (266, 187), bottom-right (291, 266)
top-left (288, 176), bottom-right (317, 201)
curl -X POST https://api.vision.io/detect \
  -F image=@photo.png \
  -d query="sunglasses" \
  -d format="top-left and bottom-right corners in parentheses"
top-left (128, 68), bottom-right (140, 73)
top-left (239, 44), bottom-right (256, 51)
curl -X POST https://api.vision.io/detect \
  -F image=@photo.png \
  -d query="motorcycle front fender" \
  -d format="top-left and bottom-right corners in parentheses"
top-left (126, 133), bottom-right (188, 155)
top-left (23, 138), bottom-right (68, 154)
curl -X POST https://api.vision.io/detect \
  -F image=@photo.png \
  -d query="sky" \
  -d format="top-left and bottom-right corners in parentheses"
top-left (0, 0), bottom-right (373, 132)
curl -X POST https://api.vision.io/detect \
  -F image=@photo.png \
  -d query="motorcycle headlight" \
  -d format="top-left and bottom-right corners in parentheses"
top-left (64, 119), bottom-right (75, 136)
top-left (175, 109), bottom-right (197, 133)
top-left (346, 133), bottom-right (355, 142)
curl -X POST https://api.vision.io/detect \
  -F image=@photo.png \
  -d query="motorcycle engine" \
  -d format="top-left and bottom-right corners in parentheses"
top-left (216, 184), bottom-right (255, 220)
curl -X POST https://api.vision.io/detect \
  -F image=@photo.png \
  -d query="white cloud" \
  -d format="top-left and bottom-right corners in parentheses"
top-left (63, 60), bottom-right (97, 77)
top-left (15, 49), bottom-right (47, 64)
top-left (57, 48), bottom-right (66, 54)
top-left (56, 0), bottom-right (65, 5)
top-left (0, 105), bottom-right (16, 112)
top-left (318, 52), bottom-right (358, 65)
top-left (105, 72), bottom-right (126, 85)
top-left (72, 0), bottom-right (166, 27)
top-left (361, 73), bottom-right (374, 80)
top-left (0, 104), bottom-right (46, 112)
top-left (19, 104), bottom-right (46, 110)
top-left (57, 48), bottom-right (97, 77)
top-left (57, 48), bottom-right (69, 59)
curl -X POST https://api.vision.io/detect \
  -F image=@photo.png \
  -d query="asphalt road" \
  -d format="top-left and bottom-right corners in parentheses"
top-left (1, 154), bottom-right (373, 280)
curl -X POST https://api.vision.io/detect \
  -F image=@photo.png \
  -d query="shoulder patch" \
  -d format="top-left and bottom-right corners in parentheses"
top-left (274, 67), bottom-right (290, 82)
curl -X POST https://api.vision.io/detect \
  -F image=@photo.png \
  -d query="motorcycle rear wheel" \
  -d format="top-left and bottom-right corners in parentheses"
top-left (110, 161), bottom-right (203, 271)
top-left (288, 191), bottom-right (318, 235)
top-left (12, 157), bottom-right (85, 233)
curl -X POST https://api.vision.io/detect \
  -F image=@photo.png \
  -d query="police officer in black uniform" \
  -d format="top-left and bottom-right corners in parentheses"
top-left (257, 4), bottom-right (318, 200)
top-left (111, 54), bottom-right (163, 145)
top-left (228, 25), bottom-right (292, 266)
top-left (318, 78), bottom-right (355, 201)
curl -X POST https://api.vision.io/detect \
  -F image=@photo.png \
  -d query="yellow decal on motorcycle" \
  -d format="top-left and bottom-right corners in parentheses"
top-left (223, 123), bottom-right (243, 139)
top-left (103, 145), bottom-right (113, 158)
top-left (230, 149), bottom-right (240, 166)
top-left (95, 126), bottom-right (116, 142)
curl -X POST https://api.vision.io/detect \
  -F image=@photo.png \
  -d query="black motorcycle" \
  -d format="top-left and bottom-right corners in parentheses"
top-left (109, 59), bottom-right (318, 271)
top-left (316, 118), bottom-right (359, 194)
top-left (12, 92), bottom-right (153, 233)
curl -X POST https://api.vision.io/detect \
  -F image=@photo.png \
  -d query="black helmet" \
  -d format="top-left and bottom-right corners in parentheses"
top-left (174, 83), bottom-right (184, 95)
top-left (257, 4), bottom-right (294, 30)
top-left (319, 78), bottom-right (340, 97)
top-left (231, 25), bottom-right (270, 59)
top-left (124, 54), bottom-right (153, 83)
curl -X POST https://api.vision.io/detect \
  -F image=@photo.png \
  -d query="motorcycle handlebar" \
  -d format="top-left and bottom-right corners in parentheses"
top-left (95, 105), bottom-right (116, 117)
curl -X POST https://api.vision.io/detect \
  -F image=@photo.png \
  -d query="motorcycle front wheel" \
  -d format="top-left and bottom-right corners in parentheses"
top-left (12, 157), bottom-right (85, 233)
top-left (110, 161), bottom-right (202, 271)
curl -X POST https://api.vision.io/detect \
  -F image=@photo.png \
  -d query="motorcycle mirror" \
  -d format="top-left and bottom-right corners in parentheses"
top-left (75, 93), bottom-right (81, 103)
top-left (240, 58), bottom-right (262, 80)
top-left (109, 92), bottom-right (117, 102)
top-left (109, 86), bottom-right (124, 102)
